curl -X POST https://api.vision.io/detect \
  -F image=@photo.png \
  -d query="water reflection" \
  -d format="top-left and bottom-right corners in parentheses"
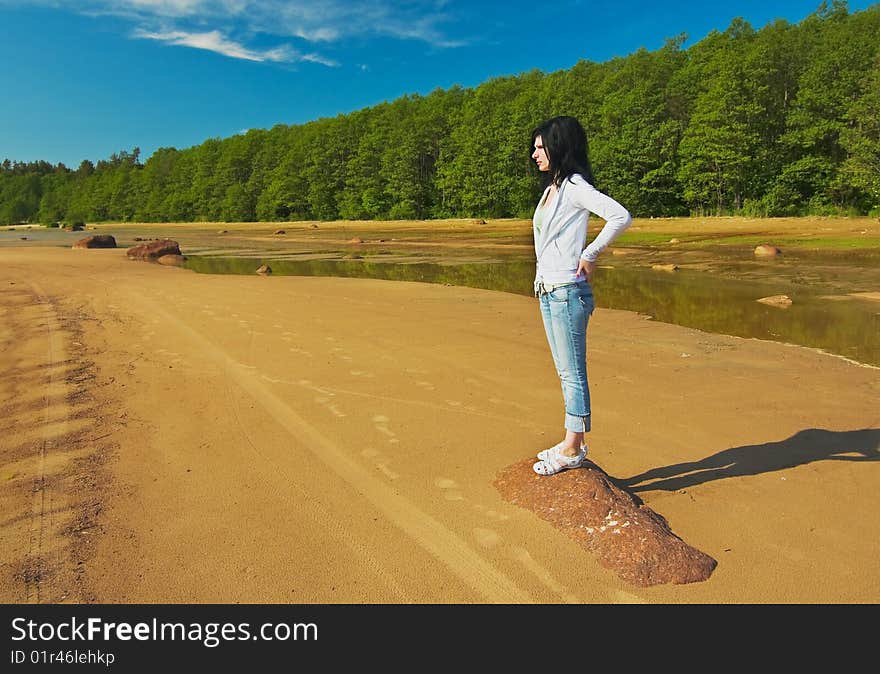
top-left (184, 255), bottom-right (880, 367)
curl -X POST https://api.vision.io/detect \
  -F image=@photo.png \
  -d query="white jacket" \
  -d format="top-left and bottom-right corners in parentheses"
top-left (533, 173), bottom-right (632, 286)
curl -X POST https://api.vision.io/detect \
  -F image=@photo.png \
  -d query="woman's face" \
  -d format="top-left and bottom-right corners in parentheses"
top-left (532, 135), bottom-right (550, 172)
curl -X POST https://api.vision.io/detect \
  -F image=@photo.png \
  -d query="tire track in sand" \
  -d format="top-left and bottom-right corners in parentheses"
top-left (23, 281), bottom-right (65, 602)
top-left (2, 280), bottom-right (67, 602)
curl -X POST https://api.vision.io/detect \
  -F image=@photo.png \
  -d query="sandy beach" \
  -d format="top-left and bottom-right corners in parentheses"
top-left (1, 245), bottom-right (878, 604)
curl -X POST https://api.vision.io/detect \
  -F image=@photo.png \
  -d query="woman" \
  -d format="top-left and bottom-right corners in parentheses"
top-left (530, 116), bottom-right (632, 476)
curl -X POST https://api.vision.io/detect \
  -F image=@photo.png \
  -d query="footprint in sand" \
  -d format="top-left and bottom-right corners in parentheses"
top-left (510, 547), bottom-right (579, 604)
top-left (372, 414), bottom-right (399, 444)
top-left (360, 445), bottom-right (399, 481)
top-left (433, 477), bottom-right (465, 502)
top-left (472, 503), bottom-right (509, 522)
top-left (473, 527), bottom-right (502, 548)
top-left (314, 395), bottom-right (345, 418)
top-left (296, 380), bottom-right (345, 416)
top-left (327, 343), bottom-right (353, 362)
top-left (375, 462), bottom-right (399, 480)
top-left (487, 397), bottom-right (532, 412)
top-left (434, 478), bottom-right (509, 515)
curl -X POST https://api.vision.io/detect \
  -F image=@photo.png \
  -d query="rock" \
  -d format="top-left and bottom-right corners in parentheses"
top-left (256, 264), bottom-right (272, 275)
top-left (218, 230), bottom-right (228, 234)
top-left (669, 238), bottom-right (680, 244)
top-left (494, 459), bottom-right (717, 586)
top-left (473, 218), bottom-right (487, 225)
top-left (65, 223), bottom-right (85, 231)
top-left (652, 264), bottom-right (679, 272)
top-left (348, 237), bottom-right (363, 244)
top-left (126, 239), bottom-right (181, 261)
top-left (756, 294), bottom-right (792, 307)
top-left (273, 229), bottom-right (286, 235)
top-left (755, 244), bottom-right (782, 257)
top-left (157, 254), bottom-right (186, 266)
top-left (73, 235), bottom-right (117, 249)
top-left (343, 253), bottom-right (363, 260)
top-left (310, 224), bottom-right (319, 229)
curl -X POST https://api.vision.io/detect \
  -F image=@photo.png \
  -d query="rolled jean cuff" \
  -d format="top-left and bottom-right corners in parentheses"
top-left (565, 412), bottom-right (591, 433)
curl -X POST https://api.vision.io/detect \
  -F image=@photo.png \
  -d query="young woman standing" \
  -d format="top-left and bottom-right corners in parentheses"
top-left (530, 116), bottom-right (632, 475)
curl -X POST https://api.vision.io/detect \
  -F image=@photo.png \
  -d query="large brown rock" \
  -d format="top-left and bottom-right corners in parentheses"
top-left (494, 459), bottom-right (717, 587)
top-left (126, 239), bottom-right (181, 261)
top-left (73, 235), bottom-right (117, 249)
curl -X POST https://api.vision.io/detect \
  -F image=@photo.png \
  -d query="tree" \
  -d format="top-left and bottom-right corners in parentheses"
top-left (841, 52), bottom-right (880, 210)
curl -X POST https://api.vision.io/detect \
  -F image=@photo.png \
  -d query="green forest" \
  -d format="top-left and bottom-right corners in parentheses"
top-left (2, 1), bottom-right (878, 226)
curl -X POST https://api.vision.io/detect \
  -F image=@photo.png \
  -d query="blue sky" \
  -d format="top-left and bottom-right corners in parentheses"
top-left (1, 1), bottom-right (876, 167)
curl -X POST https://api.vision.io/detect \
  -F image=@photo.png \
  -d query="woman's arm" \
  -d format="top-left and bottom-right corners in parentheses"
top-left (571, 180), bottom-right (632, 262)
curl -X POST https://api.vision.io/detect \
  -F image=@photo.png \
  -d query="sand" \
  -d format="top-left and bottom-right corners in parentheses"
top-left (1, 246), bottom-right (878, 604)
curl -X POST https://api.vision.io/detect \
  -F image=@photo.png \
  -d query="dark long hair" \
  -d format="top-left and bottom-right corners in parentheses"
top-left (530, 116), bottom-right (596, 187)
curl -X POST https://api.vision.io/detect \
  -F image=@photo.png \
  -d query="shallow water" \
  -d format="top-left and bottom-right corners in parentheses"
top-left (3, 225), bottom-right (878, 367)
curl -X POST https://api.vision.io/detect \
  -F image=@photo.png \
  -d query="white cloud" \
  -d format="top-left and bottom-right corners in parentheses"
top-left (133, 28), bottom-right (297, 61)
top-left (6, 1), bottom-right (465, 48)
top-left (301, 52), bottom-right (339, 67)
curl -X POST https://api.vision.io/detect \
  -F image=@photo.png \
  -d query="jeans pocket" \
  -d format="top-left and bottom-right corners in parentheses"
top-left (577, 291), bottom-right (595, 315)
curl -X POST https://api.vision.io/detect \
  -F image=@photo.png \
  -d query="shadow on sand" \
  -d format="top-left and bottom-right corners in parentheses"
top-left (620, 427), bottom-right (880, 493)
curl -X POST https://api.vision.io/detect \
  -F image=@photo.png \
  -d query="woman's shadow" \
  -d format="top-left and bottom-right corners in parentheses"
top-left (619, 428), bottom-right (880, 493)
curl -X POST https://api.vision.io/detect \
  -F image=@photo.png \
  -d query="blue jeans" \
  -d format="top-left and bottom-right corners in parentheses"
top-left (537, 280), bottom-right (595, 433)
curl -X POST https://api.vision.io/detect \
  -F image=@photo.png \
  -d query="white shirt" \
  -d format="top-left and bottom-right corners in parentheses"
top-left (533, 173), bottom-right (632, 285)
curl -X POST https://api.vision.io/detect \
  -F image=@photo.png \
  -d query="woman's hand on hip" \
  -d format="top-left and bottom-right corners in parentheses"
top-left (577, 257), bottom-right (594, 283)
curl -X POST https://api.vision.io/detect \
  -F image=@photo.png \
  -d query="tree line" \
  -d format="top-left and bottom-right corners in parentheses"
top-left (2, 1), bottom-right (878, 226)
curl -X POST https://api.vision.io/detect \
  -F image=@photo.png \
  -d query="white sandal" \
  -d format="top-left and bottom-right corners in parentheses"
top-left (536, 441), bottom-right (564, 462)
top-left (536, 442), bottom-right (588, 462)
top-left (532, 447), bottom-right (586, 475)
